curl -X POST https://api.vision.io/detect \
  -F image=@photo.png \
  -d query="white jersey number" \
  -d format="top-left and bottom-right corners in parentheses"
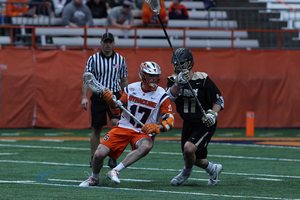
top-left (183, 97), bottom-right (196, 113)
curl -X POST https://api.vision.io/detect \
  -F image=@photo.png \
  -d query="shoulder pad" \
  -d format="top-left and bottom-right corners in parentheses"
top-left (193, 72), bottom-right (208, 80)
top-left (167, 74), bottom-right (177, 82)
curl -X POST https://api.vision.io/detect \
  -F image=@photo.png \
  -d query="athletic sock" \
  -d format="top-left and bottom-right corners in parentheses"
top-left (92, 172), bottom-right (99, 180)
top-left (183, 166), bottom-right (193, 175)
top-left (114, 162), bottom-right (125, 172)
top-left (205, 162), bottom-right (213, 174)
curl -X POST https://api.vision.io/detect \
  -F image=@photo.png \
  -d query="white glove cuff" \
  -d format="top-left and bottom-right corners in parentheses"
top-left (207, 109), bottom-right (218, 118)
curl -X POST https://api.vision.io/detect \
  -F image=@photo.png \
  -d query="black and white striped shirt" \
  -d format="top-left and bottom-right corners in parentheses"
top-left (85, 51), bottom-right (128, 93)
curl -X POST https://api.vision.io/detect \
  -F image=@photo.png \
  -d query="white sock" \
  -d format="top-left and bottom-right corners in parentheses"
top-left (114, 162), bottom-right (125, 172)
top-left (92, 172), bottom-right (99, 180)
top-left (183, 166), bottom-right (193, 175)
top-left (205, 162), bottom-right (213, 174)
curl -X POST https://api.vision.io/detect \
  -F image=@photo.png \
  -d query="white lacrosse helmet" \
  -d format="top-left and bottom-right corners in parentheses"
top-left (139, 61), bottom-right (162, 91)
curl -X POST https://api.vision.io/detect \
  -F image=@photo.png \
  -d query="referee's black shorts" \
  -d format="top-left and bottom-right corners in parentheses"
top-left (90, 92), bottom-right (121, 128)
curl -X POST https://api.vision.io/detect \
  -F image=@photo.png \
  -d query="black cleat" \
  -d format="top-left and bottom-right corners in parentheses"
top-left (108, 158), bottom-right (117, 168)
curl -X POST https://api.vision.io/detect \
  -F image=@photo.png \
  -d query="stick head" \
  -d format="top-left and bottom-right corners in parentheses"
top-left (144, 0), bottom-right (161, 15)
top-left (82, 72), bottom-right (105, 95)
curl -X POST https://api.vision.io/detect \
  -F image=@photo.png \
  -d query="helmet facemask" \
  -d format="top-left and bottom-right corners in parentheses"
top-left (171, 48), bottom-right (194, 75)
top-left (139, 61), bottom-right (162, 91)
top-left (172, 61), bottom-right (192, 75)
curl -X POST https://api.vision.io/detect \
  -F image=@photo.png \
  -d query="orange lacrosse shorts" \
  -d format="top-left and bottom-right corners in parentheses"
top-left (100, 126), bottom-right (153, 159)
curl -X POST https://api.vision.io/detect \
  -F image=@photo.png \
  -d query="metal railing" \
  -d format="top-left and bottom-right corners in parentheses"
top-left (0, 26), bottom-right (299, 50)
top-left (1, 3), bottom-right (300, 50)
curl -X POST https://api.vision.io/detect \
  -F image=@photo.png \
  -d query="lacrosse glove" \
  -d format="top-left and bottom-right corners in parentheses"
top-left (161, 113), bottom-right (175, 132)
top-left (142, 123), bottom-right (160, 137)
top-left (102, 88), bottom-right (116, 106)
top-left (202, 109), bottom-right (218, 127)
top-left (109, 100), bottom-right (126, 116)
top-left (175, 69), bottom-right (190, 88)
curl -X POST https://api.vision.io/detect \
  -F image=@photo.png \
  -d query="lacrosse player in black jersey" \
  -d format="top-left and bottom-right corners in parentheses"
top-left (166, 48), bottom-right (224, 186)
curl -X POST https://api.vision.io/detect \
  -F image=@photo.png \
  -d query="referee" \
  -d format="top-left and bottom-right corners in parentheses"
top-left (81, 32), bottom-right (128, 168)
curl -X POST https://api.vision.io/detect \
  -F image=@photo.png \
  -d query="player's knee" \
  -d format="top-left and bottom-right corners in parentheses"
top-left (183, 143), bottom-right (196, 155)
top-left (140, 142), bottom-right (153, 153)
top-left (92, 128), bottom-right (102, 135)
top-left (93, 149), bottom-right (107, 161)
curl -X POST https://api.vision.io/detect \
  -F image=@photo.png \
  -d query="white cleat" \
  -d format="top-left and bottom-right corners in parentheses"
top-left (207, 163), bottom-right (222, 185)
top-left (170, 170), bottom-right (191, 186)
top-left (107, 169), bottom-right (120, 184)
top-left (79, 176), bottom-right (99, 187)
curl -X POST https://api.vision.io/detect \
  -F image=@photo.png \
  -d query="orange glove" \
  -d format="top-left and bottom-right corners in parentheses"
top-left (110, 106), bottom-right (121, 116)
top-left (161, 113), bottom-right (175, 132)
top-left (142, 123), bottom-right (160, 135)
top-left (102, 88), bottom-right (116, 106)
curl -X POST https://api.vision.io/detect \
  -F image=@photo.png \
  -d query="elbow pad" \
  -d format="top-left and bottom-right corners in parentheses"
top-left (166, 88), bottom-right (177, 102)
top-left (161, 113), bottom-right (175, 132)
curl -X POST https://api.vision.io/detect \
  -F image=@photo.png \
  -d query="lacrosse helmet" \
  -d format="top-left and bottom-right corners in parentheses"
top-left (139, 61), bottom-right (162, 91)
top-left (171, 48), bottom-right (194, 74)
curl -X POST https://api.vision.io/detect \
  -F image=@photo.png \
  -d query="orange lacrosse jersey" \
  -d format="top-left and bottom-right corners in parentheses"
top-left (117, 81), bottom-right (172, 132)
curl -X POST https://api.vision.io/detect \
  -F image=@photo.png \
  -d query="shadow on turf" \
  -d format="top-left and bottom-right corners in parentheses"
top-left (99, 177), bottom-right (118, 187)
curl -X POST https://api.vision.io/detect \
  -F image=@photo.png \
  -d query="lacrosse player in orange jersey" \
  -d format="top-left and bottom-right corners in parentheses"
top-left (79, 61), bottom-right (175, 187)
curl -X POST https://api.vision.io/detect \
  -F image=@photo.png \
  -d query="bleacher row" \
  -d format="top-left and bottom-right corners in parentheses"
top-left (250, 0), bottom-right (300, 40)
top-left (0, 1), bottom-right (258, 49)
top-left (31, 27), bottom-right (257, 49)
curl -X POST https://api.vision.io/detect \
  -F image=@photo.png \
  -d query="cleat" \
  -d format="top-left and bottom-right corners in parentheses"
top-left (79, 176), bottom-right (99, 187)
top-left (108, 158), bottom-right (117, 168)
top-left (107, 169), bottom-right (120, 184)
top-left (207, 163), bottom-right (222, 185)
top-left (170, 169), bottom-right (191, 186)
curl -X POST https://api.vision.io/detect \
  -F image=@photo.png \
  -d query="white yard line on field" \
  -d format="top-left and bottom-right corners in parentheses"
top-left (247, 177), bottom-right (282, 181)
top-left (0, 159), bottom-right (300, 179)
top-left (39, 139), bottom-right (64, 142)
top-left (0, 180), bottom-right (35, 183)
top-left (48, 178), bottom-right (152, 183)
top-left (1, 143), bottom-right (300, 162)
top-left (0, 180), bottom-right (298, 200)
top-left (0, 144), bottom-right (89, 150)
top-left (0, 153), bottom-right (18, 155)
top-left (1, 133), bottom-right (20, 136)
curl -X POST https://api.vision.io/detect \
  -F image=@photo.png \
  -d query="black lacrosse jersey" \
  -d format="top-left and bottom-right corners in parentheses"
top-left (167, 72), bottom-right (223, 124)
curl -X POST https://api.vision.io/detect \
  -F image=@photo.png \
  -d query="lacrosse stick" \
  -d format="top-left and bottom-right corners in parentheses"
top-left (83, 72), bottom-right (156, 136)
top-left (83, 72), bottom-right (143, 125)
top-left (111, 95), bottom-right (144, 127)
top-left (83, 72), bottom-right (105, 95)
top-left (112, 95), bottom-right (156, 138)
top-left (144, 0), bottom-right (207, 119)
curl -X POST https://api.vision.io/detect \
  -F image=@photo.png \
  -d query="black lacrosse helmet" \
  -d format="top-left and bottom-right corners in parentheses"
top-left (171, 48), bottom-right (194, 74)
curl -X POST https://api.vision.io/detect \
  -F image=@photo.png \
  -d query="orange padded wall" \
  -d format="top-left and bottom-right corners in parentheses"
top-left (0, 48), bottom-right (299, 128)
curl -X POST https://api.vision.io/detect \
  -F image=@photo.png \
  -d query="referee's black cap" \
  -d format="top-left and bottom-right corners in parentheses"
top-left (102, 32), bottom-right (114, 42)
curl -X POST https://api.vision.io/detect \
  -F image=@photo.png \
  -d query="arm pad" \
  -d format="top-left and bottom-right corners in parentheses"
top-left (161, 113), bottom-right (175, 132)
top-left (166, 88), bottom-right (177, 102)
